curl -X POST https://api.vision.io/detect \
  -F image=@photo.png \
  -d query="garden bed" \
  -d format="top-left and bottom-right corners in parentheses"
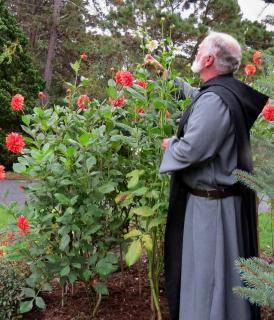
top-left (24, 254), bottom-right (273, 320)
top-left (24, 255), bottom-right (170, 320)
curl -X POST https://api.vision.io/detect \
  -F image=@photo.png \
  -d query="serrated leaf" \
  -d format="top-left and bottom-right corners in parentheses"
top-left (70, 61), bottom-right (80, 73)
top-left (54, 193), bottom-right (71, 205)
top-left (125, 240), bottom-right (142, 267)
top-left (13, 163), bottom-right (26, 173)
top-left (59, 234), bottom-right (70, 251)
top-left (20, 300), bottom-right (33, 313)
top-left (86, 156), bottom-right (97, 170)
top-left (124, 229), bottom-right (142, 239)
top-left (35, 296), bottom-right (46, 309)
top-left (60, 265), bottom-right (70, 276)
top-left (96, 260), bottom-right (117, 276)
top-left (22, 287), bottom-right (36, 298)
top-left (83, 269), bottom-right (92, 281)
top-left (92, 282), bottom-right (109, 295)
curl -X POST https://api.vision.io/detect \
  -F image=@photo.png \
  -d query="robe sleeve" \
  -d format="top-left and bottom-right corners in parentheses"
top-left (174, 77), bottom-right (200, 100)
top-left (159, 92), bottom-right (231, 173)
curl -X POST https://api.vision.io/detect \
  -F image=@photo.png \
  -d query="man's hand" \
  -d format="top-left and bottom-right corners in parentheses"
top-left (162, 138), bottom-right (171, 150)
top-left (144, 54), bottom-right (166, 75)
top-left (162, 136), bottom-right (178, 150)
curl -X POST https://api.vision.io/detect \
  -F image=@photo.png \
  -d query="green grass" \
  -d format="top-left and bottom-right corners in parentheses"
top-left (258, 212), bottom-right (274, 256)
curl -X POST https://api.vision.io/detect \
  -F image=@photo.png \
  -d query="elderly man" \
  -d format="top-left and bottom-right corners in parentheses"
top-left (145, 32), bottom-right (269, 320)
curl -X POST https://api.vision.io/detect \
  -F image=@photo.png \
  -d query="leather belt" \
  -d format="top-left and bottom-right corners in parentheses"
top-left (187, 185), bottom-right (240, 199)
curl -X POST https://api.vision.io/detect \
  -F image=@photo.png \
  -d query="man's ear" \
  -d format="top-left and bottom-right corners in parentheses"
top-left (205, 55), bottom-right (214, 68)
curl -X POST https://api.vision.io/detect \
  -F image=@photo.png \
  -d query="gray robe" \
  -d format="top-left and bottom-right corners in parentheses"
top-left (160, 81), bottom-right (251, 320)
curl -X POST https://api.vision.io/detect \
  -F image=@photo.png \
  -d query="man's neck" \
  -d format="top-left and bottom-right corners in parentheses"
top-left (200, 69), bottom-right (220, 82)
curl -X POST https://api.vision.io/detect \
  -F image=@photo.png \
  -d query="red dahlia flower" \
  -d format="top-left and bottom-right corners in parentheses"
top-left (81, 52), bottom-right (88, 61)
top-left (11, 94), bottom-right (24, 111)
top-left (113, 96), bottom-right (125, 107)
top-left (6, 231), bottom-right (15, 242)
top-left (77, 95), bottom-right (90, 109)
top-left (1, 240), bottom-right (8, 246)
top-left (5, 132), bottom-right (25, 153)
top-left (136, 80), bottom-right (148, 89)
top-left (38, 91), bottom-right (46, 99)
top-left (165, 111), bottom-right (171, 118)
top-left (135, 107), bottom-right (145, 114)
top-left (253, 51), bottom-right (262, 65)
top-left (17, 215), bottom-right (29, 232)
top-left (115, 71), bottom-right (134, 87)
top-left (244, 64), bottom-right (256, 76)
top-left (0, 165), bottom-right (5, 180)
top-left (262, 103), bottom-right (274, 121)
top-left (0, 249), bottom-right (3, 256)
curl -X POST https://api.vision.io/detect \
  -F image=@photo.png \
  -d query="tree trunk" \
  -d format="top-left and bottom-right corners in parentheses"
top-left (44, 0), bottom-right (62, 91)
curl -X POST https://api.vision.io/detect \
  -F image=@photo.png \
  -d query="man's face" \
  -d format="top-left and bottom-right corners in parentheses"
top-left (191, 41), bottom-right (209, 74)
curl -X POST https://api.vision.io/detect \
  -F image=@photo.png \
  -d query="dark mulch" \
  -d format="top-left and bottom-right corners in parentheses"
top-left (23, 254), bottom-right (273, 320)
top-left (24, 256), bottom-right (170, 320)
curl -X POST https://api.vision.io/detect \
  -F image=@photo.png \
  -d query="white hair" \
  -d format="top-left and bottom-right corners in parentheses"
top-left (202, 31), bottom-right (242, 74)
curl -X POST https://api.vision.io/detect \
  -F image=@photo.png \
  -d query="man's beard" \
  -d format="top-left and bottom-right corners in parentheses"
top-left (191, 58), bottom-right (204, 73)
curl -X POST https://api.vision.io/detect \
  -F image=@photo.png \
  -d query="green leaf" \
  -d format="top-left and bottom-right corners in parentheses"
top-left (132, 187), bottom-right (148, 196)
top-left (147, 82), bottom-right (156, 92)
top-left (79, 132), bottom-right (91, 146)
top-left (60, 265), bottom-right (70, 276)
top-left (54, 193), bottom-right (71, 205)
top-left (115, 192), bottom-right (133, 204)
top-left (153, 99), bottom-right (165, 110)
top-left (65, 147), bottom-right (76, 157)
top-left (35, 296), bottom-right (46, 309)
top-left (108, 79), bottom-right (116, 87)
top-left (106, 86), bottom-right (118, 99)
top-left (22, 287), bottom-right (36, 298)
top-left (98, 183), bottom-right (115, 194)
top-left (126, 170), bottom-right (144, 189)
top-left (96, 259), bottom-right (117, 277)
top-left (124, 229), bottom-right (142, 239)
top-left (13, 163), bottom-right (26, 173)
top-left (70, 61), bottom-right (80, 73)
top-left (22, 115), bottom-right (31, 126)
top-left (82, 269), bottom-right (92, 281)
top-left (59, 234), bottom-right (70, 251)
top-left (72, 262), bottom-right (81, 269)
top-left (86, 156), bottom-right (97, 170)
top-left (142, 234), bottom-right (153, 252)
top-left (125, 240), bottom-right (142, 267)
top-left (92, 282), bottom-right (109, 295)
top-left (81, 79), bottom-right (90, 87)
top-left (20, 300), bottom-right (34, 313)
top-left (130, 206), bottom-right (154, 218)
top-left (148, 218), bottom-right (165, 230)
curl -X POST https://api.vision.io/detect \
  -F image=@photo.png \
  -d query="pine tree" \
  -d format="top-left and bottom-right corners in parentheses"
top-left (233, 257), bottom-right (274, 310)
top-left (0, 0), bottom-right (45, 169)
top-left (233, 53), bottom-right (274, 312)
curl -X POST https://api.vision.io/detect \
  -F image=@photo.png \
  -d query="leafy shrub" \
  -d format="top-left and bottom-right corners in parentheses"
top-left (0, 259), bottom-right (30, 319)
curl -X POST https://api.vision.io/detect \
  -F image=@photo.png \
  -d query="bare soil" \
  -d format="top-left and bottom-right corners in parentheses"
top-left (23, 255), bottom-right (273, 320)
